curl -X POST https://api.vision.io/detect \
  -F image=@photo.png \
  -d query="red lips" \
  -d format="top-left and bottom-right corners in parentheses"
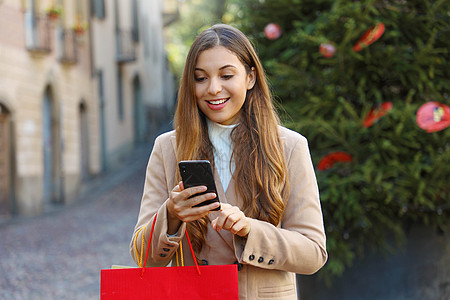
top-left (206, 98), bottom-right (230, 111)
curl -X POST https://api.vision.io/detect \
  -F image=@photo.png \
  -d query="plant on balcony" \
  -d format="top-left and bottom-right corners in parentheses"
top-left (72, 18), bottom-right (89, 35)
top-left (46, 4), bottom-right (62, 20)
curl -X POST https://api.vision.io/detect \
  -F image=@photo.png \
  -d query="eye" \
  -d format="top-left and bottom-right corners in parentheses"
top-left (194, 77), bottom-right (206, 82)
top-left (222, 74), bottom-right (234, 80)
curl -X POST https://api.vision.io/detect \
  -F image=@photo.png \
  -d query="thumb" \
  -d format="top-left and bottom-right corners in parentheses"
top-left (172, 181), bottom-right (183, 192)
top-left (210, 217), bottom-right (218, 231)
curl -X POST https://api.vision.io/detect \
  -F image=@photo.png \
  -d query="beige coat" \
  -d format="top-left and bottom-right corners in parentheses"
top-left (130, 127), bottom-right (327, 299)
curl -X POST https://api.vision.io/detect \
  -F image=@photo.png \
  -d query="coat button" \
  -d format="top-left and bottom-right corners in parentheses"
top-left (162, 248), bottom-right (170, 252)
top-left (249, 254), bottom-right (255, 261)
top-left (159, 253), bottom-right (167, 257)
top-left (234, 261), bottom-right (243, 271)
top-left (258, 257), bottom-right (264, 263)
top-left (268, 259), bottom-right (274, 265)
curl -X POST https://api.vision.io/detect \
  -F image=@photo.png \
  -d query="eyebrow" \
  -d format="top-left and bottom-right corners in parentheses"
top-left (195, 64), bottom-right (238, 72)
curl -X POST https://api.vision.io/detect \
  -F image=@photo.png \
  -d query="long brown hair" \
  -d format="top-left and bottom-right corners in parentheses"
top-left (174, 24), bottom-right (289, 255)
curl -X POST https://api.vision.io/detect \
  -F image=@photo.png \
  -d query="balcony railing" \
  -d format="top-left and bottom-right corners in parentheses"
top-left (59, 29), bottom-right (78, 64)
top-left (116, 30), bottom-right (136, 63)
top-left (163, 0), bottom-right (180, 27)
top-left (25, 12), bottom-right (51, 53)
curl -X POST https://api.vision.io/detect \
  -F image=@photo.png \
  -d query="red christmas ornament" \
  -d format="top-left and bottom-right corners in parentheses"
top-left (353, 22), bottom-right (385, 52)
top-left (264, 23), bottom-right (282, 40)
top-left (319, 43), bottom-right (336, 58)
top-left (317, 152), bottom-right (353, 171)
top-left (416, 101), bottom-right (450, 133)
top-left (363, 102), bottom-right (393, 128)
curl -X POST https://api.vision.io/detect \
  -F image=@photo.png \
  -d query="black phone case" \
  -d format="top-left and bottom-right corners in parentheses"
top-left (178, 160), bottom-right (220, 211)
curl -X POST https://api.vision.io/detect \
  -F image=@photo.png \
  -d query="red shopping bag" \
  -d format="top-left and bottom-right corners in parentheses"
top-left (101, 214), bottom-right (239, 299)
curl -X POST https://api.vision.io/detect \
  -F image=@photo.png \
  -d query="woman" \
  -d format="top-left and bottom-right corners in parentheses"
top-left (130, 24), bottom-right (327, 299)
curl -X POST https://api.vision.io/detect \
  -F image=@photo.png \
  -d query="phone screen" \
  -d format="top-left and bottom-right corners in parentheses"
top-left (178, 160), bottom-right (220, 211)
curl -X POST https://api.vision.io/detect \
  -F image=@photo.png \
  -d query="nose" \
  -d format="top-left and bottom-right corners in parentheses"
top-left (207, 77), bottom-right (222, 95)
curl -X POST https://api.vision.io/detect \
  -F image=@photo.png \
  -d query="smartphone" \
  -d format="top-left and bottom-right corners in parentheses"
top-left (178, 160), bottom-right (220, 211)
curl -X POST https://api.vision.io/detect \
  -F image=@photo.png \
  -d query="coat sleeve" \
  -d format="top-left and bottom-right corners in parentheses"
top-left (233, 134), bottom-right (327, 275)
top-left (129, 133), bottom-right (186, 267)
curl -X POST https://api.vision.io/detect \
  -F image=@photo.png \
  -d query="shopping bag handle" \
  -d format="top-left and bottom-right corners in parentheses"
top-left (141, 213), bottom-right (201, 277)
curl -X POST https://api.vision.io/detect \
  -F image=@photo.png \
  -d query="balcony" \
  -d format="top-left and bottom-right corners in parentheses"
top-left (25, 12), bottom-right (51, 53)
top-left (163, 0), bottom-right (180, 27)
top-left (116, 30), bottom-right (136, 63)
top-left (59, 29), bottom-right (78, 64)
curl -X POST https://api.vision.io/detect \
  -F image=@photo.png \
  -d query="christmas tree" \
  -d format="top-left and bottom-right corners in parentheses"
top-left (228, 0), bottom-right (450, 281)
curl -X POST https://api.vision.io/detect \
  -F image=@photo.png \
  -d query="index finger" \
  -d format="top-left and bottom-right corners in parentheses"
top-left (182, 185), bottom-right (208, 198)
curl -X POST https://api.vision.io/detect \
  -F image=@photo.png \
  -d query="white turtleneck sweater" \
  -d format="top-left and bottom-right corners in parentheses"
top-left (207, 119), bottom-right (237, 192)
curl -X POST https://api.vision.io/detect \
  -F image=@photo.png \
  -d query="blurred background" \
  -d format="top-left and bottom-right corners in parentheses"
top-left (0, 0), bottom-right (178, 217)
top-left (0, 0), bottom-right (449, 299)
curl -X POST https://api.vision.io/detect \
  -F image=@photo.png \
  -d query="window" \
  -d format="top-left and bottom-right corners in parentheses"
top-left (131, 0), bottom-right (139, 42)
top-left (90, 0), bottom-right (105, 19)
top-left (24, 0), bottom-right (51, 52)
top-left (117, 67), bottom-right (124, 120)
top-left (97, 70), bottom-right (107, 171)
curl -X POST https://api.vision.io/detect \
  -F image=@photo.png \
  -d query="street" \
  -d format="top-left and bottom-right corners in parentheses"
top-left (0, 140), bottom-right (156, 300)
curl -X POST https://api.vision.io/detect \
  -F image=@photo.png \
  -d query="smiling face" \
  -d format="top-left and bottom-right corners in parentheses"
top-left (194, 46), bottom-right (256, 125)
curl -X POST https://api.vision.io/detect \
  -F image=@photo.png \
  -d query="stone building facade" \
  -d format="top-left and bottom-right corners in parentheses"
top-left (0, 0), bottom-right (176, 218)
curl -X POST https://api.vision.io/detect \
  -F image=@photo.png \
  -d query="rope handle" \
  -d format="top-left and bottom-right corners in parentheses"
top-left (175, 240), bottom-right (184, 267)
top-left (185, 227), bottom-right (201, 275)
top-left (140, 213), bottom-right (201, 277)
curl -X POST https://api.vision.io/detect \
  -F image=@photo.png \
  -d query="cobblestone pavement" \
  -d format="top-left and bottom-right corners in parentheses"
top-left (0, 138), bottom-right (161, 300)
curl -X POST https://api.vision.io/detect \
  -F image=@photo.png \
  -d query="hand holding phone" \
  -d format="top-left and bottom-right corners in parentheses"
top-left (178, 160), bottom-right (220, 211)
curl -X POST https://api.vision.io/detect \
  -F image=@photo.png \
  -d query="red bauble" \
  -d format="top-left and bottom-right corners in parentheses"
top-left (363, 102), bottom-right (393, 128)
top-left (416, 101), bottom-right (450, 133)
top-left (319, 43), bottom-right (336, 58)
top-left (353, 22), bottom-right (385, 52)
top-left (317, 152), bottom-right (353, 171)
top-left (264, 23), bottom-right (282, 40)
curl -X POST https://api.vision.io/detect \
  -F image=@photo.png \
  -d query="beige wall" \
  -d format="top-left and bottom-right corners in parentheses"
top-left (0, 0), bottom-right (176, 217)
top-left (0, 0), bottom-right (100, 215)
top-left (90, 0), bottom-right (176, 169)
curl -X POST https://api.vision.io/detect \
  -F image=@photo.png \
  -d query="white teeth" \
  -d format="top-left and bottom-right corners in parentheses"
top-left (208, 98), bottom-right (228, 105)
